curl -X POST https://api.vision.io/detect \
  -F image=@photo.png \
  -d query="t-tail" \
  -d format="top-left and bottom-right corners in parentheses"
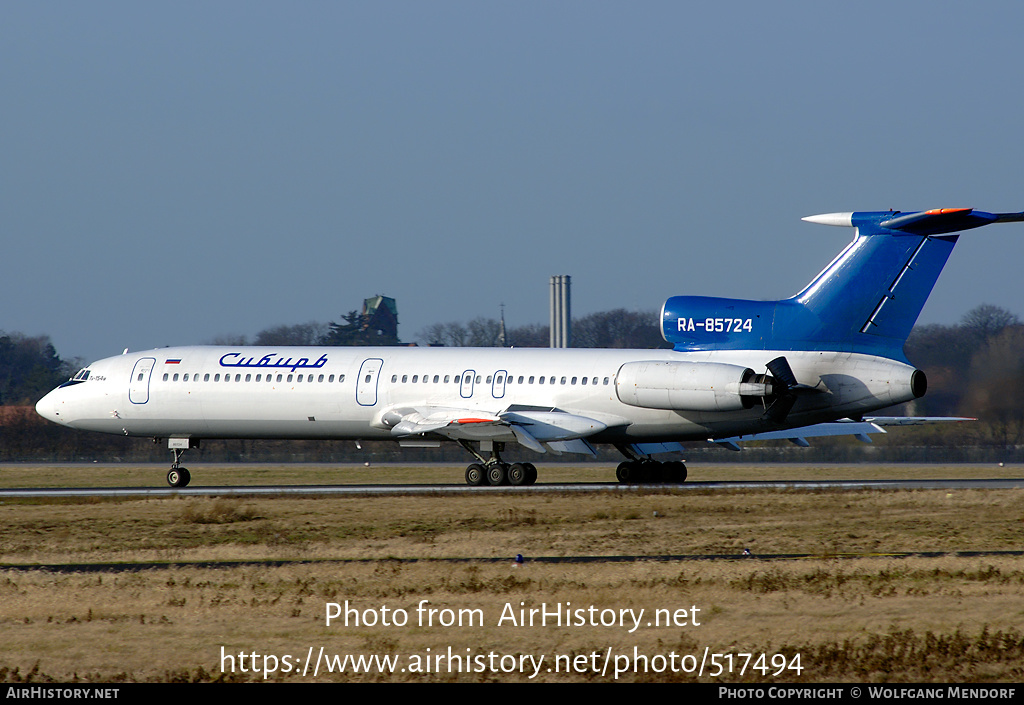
top-left (661, 208), bottom-right (1024, 361)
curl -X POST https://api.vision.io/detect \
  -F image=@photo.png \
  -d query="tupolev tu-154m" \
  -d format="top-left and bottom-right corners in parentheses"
top-left (36, 207), bottom-right (1020, 487)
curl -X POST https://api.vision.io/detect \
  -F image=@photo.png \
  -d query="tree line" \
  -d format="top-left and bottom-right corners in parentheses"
top-left (5, 303), bottom-right (1024, 460)
top-left (4, 304), bottom-right (1023, 410)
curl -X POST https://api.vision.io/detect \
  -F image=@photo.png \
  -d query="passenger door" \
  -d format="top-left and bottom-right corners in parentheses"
top-left (356, 358), bottom-right (384, 406)
top-left (129, 357), bottom-right (156, 404)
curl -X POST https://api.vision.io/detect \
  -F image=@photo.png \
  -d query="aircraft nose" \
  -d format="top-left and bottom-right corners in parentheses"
top-left (35, 390), bottom-right (61, 424)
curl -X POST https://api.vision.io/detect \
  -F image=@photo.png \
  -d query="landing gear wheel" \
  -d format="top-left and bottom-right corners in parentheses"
top-left (465, 463), bottom-right (485, 486)
top-left (523, 462), bottom-right (538, 485)
top-left (666, 461), bottom-right (688, 483)
top-left (486, 463), bottom-right (508, 486)
top-left (507, 462), bottom-right (528, 486)
top-left (634, 462), bottom-right (653, 484)
top-left (616, 461), bottom-right (637, 484)
top-left (167, 467), bottom-right (191, 488)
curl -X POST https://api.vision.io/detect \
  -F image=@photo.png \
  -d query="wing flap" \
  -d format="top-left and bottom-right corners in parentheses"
top-left (711, 416), bottom-right (974, 450)
top-left (382, 406), bottom-right (607, 449)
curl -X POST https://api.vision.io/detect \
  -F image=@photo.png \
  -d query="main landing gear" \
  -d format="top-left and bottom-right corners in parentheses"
top-left (614, 459), bottom-right (687, 484)
top-left (459, 441), bottom-right (538, 486)
top-left (613, 444), bottom-right (688, 484)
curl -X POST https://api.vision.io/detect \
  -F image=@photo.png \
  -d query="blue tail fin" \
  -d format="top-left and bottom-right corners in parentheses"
top-left (662, 208), bottom-right (1023, 360)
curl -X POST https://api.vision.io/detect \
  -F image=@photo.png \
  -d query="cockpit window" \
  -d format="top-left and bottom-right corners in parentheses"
top-left (58, 368), bottom-right (91, 388)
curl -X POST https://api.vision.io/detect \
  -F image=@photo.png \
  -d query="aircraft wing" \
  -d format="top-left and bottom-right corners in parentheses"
top-left (710, 417), bottom-right (973, 451)
top-left (864, 416), bottom-right (975, 426)
top-left (380, 406), bottom-right (608, 455)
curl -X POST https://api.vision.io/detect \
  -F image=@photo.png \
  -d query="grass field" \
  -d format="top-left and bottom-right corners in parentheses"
top-left (1, 463), bottom-right (1023, 683)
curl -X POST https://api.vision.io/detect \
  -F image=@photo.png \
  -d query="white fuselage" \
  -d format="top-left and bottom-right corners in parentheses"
top-left (35, 345), bottom-right (920, 447)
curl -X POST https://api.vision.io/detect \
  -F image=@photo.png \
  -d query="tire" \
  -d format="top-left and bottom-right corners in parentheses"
top-left (508, 463), bottom-right (527, 486)
top-left (486, 463), bottom-right (508, 486)
top-left (465, 463), bottom-right (485, 486)
top-left (167, 468), bottom-right (190, 488)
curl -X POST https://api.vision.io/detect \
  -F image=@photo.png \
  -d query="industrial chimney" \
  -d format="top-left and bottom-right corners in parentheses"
top-left (549, 275), bottom-right (571, 348)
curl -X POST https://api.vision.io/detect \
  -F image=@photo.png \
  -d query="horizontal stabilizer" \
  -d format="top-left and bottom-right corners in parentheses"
top-left (803, 208), bottom-right (1024, 236)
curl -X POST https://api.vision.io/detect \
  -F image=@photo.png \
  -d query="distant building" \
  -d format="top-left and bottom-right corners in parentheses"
top-left (363, 295), bottom-right (399, 342)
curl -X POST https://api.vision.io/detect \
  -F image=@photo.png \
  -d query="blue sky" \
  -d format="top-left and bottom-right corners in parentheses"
top-left (4, 2), bottom-right (1024, 363)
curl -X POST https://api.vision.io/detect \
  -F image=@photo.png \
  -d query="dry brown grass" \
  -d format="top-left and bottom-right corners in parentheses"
top-left (1, 464), bottom-right (1023, 682)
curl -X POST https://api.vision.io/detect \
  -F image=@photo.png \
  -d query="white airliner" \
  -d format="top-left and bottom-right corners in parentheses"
top-left (35, 207), bottom-right (1021, 487)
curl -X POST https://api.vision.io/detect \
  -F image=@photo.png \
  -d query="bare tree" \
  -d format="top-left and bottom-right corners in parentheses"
top-left (572, 309), bottom-right (667, 349)
top-left (417, 321), bottom-right (470, 347)
top-left (962, 325), bottom-right (1024, 447)
top-left (253, 322), bottom-right (329, 346)
top-left (960, 304), bottom-right (1021, 343)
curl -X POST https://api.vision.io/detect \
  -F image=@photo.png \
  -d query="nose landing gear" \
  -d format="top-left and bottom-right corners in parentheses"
top-left (164, 438), bottom-right (198, 488)
top-left (167, 465), bottom-right (191, 488)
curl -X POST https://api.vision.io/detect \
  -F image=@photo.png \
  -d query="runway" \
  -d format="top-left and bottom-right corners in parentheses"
top-left (2, 477), bottom-right (1023, 499)
top-left (5, 549), bottom-right (1024, 574)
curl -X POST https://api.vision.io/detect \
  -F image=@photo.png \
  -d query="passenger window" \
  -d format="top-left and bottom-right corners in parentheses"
top-left (163, 373), bottom-right (169, 381)
top-left (528, 376), bottom-right (534, 384)
top-left (329, 375), bottom-right (335, 382)
top-left (402, 375), bottom-right (408, 383)
top-left (412, 375), bottom-right (418, 383)
top-left (256, 374), bottom-right (262, 382)
top-left (235, 374), bottom-right (241, 382)
top-left (581, 377), bottom-right (587, 385)
top-left (561, 377), bottom-right (566, 385)
top-left (539, 377), bottom-right (545, 385)
top-left (245, 374), bottom-right (251, 382)
top-left (454, 375), bottom-right (460, 383)
top-left (277, 374), bottom-right (283, 382)
top-left (571, 377), bottom-right (577, 385)
top-left (486, 376), bottom-right (492, 384)
top-left (433, 375), bottom-right (439, 383)
top-left (288, 374), bottom-right (294, 382)
top-left (137, 373), bottom-right (144, 381)
top-left (339, 374), bottom-right (345, 383)
top-left (319, 374), bottom-right (325, 382)
top-left (444, 375), bottom-right (450, 383)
